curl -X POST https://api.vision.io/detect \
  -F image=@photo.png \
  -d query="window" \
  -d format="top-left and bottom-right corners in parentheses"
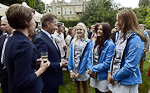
top-left (48, 8), bottom-right (51, 12)
top-left (71, 0), bottom-right (76, 2)
top-left (70, 8), bottom-right (72, 15)
top-left (57, 8), bottom-right (61, 15)
top-left (64, 8), bottom-right (67, 15)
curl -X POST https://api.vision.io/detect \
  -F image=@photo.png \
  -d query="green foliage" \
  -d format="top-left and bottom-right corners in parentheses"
top-left (33, 0), bottom-right (45, 14)
top-left (59, 20), bottom-right (80, 28)
top-left (80, 0), bottom-right (119, 28)
top-left (26, 0), bottom-right (35, 8)
top-left (144, 8), bottom-right (150, 29)
top-left (133, 7), bottom-right (148, 24)
top-left (139, 0), bottom-right (150, 8)
top-left (1, 0), bottom-right (45, 14)
top-left (137, 0), bottom-right (150, 29)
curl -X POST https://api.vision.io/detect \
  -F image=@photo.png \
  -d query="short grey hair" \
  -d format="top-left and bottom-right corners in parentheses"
top-left (1, 16), bottom-right (6, 21)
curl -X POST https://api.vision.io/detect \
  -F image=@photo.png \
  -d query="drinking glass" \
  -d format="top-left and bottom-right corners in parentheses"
top-left (41, 51), bottom-right (48, 63)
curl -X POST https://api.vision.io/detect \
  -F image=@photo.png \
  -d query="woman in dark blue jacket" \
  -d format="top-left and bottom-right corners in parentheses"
top-left (5, 4), bottom-right (50, 93)
top-left (88, 23), bottom-right (115, 93)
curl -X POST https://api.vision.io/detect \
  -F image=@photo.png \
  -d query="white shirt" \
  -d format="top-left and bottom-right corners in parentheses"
top-left (65, 35), bottom-right (72, 45)
top-left (52, 31), bottom-right (66, 58)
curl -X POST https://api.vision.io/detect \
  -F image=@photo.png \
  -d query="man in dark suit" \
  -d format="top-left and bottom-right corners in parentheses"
top-left (0, 16), bottom-right (14, 93)
top-left (33, 13), bottom-right (68, 93)
top-left (87, 25), bottom-right (93, 39)
top-left (111, 22), bottom-right (120, 44)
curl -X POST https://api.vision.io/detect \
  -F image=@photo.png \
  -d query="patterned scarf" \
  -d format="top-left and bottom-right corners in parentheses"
top-left (110, 31), bottom-right (132, 75)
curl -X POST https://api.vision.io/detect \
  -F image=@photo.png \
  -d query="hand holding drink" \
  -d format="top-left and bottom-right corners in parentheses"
top-left (35, 59), bottom-right (50, 77)
top-left (40, 52), bottom-right (50, 70)
top-left (37, 52), bottom-right (48, 65)
top-left (35, 52), bottom-right (50, 77)
top-left (40, 51), bottom-right (50, 71)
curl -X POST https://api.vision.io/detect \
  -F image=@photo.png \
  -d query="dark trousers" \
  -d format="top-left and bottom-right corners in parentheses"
top-left (42, 87), bottom-right (58, 93)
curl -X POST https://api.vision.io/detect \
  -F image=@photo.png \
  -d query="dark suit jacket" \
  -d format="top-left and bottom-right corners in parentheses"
top-left (5, 31), bottom-right (43, 93)
top-left (33, 31), bottom-right (62, 90)
top-left (87, 30), bottom-right (92, 39)
top-left (0, 30), bottom-right (3, 35)
top-left (0, 35), bottom-right (8, 83)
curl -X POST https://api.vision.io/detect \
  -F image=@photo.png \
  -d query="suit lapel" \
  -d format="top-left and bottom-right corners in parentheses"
top-left (0, 35), bottom-right (6, 56)
top-left (0, 35), bottom-right (6, 68)
top-left (55, 42), bottom-right (61, 56)
top-left (41, 32), bottom-right (61, 56)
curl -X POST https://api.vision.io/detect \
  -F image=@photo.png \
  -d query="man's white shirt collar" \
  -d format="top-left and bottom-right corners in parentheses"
top-left (41, 29), bottom-right (52, 39)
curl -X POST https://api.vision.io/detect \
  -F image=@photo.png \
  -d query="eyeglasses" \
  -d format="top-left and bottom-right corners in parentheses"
top-left (76, 29), bottom-right (83, 31)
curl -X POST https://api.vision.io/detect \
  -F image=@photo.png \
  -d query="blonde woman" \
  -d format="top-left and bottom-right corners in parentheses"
top-left (68, 22), bottom-right (91, 93)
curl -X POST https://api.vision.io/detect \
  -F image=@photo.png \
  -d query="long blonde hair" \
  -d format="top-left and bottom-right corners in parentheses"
top-left (73, 22), bottom-right (88, 46)
top-left (117, 9), bottom-right (147, 42)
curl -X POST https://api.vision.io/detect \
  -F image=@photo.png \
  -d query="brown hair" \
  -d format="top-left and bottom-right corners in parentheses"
top-left (94, 22), bottom-right (112, 52)
top-left (41, 13), bottom-right (57, 28)
top-left (67, 27), bottom-right (73, 36)
top-left (94, 23), bottom-right (101, 33)
top-left (6, 4), bottom-right (35, 29)
top-left (117, 9), bottom-right (147, 42)
top-left (57, 22), bottom-right (63, 28)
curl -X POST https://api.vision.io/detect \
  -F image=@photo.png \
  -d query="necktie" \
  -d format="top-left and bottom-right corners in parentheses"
top-left (51, 36), bottom-right (58, 49)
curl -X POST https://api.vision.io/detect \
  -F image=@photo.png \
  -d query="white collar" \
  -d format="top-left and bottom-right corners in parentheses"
top-left (41, 29), bottom-right (52, 39)
top-left (6, 34), bottom-right (12, 38)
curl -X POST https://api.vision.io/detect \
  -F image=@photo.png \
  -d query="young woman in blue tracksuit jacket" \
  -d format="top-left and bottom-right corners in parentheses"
top-left (88, 23), bottom-right (115, 93)
top-left (68, 22), bottom-right (91, 93)
top-left (108, 9), bottom-right (147, 93)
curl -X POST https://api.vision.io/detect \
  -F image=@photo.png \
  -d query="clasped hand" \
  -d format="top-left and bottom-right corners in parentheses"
top-left (107, 72), bottom-right (115, 85)
top-left (61, 59), bottom-right (68, 68)
top-left (70, 72), bottom-right (81, 78)
top-left (88, 69), bottom-right (96, 79)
